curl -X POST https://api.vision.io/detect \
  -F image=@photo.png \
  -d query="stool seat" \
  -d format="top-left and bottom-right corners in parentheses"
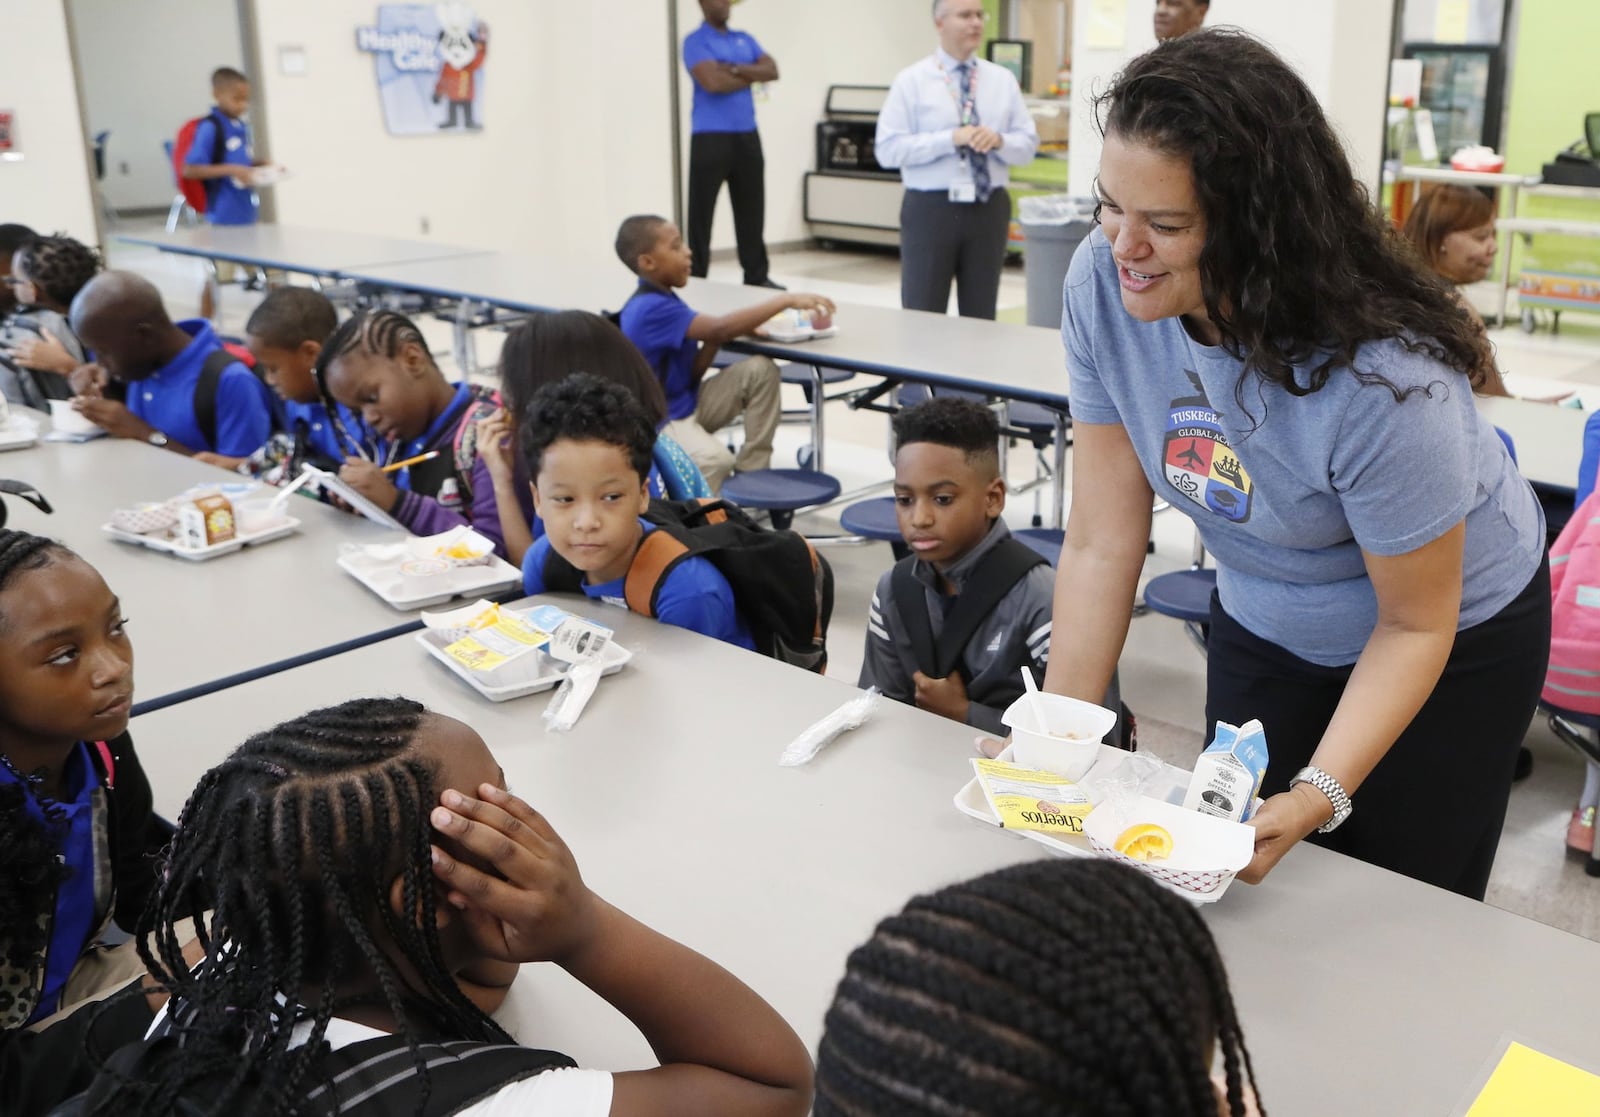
top-left (840, 497), bottom-right (901, 541)
top-left (1007, 401), bottom-right (1063, 432)
top-left (721, 469), bottom-right (841, 531)
top-left (1142, 568), bottom-right (1216, 623)
top-left (781, 365), bottom-right (854, 386)
top-left (1013, 528), bottom-right (1064, 565)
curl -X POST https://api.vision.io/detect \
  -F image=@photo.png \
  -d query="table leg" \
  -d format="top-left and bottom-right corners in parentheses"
top-left (1051, 410), bottom-right (1069, 531)
top-left (1496, 183), bottom-right (1520, 328)
top-left (204, 258), bottom-right (221, 323)
top-left (808, 363), bottom-right (826, 473)
top-left (453, 297), bottom-right (480, 379)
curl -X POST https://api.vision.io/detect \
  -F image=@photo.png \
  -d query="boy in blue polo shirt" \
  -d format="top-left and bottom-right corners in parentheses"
top-left (183, 67), bottom-right (263, 321)
top-left (520, 372), bottom-right (754, 650)
top-left (66, 271), bottom-right (273, 458)
top-left (614, 213), bottom-right (832, 490)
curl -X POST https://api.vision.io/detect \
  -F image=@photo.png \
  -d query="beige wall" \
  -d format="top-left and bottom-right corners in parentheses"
top-left (0, 0), bottom-right (97, 244)
top-left (1068, 0), bottom-right (1396, 197)
top-left (674, 0), bottom-right (933, 260)
top-left (251, 0), bottom-right (676, 266)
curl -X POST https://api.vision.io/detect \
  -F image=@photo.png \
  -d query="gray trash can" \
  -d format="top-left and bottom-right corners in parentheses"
top-left (1020, 194), bottom-right (1095, 330)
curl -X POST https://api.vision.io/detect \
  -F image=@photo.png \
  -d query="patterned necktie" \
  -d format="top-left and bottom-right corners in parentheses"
top-left (959, 61), bottom-right (993, 203)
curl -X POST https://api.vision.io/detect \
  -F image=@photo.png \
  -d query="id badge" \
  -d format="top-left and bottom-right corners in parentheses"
top-left (948, 181), bottom-right (977, 204)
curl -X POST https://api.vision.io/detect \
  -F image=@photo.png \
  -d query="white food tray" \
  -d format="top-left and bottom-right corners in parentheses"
top-left (756, 324), bottom-right (838, 343)
top-left (953, 745), bottom-right (1247, 905)
top-left (339, 551), bottom-right (522, 611)
top-left (101, 517), bottom-right (300, 561)
top-left (415, 628), bottom-right (632, 702)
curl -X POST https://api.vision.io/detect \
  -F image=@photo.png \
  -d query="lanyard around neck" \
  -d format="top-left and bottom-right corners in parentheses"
top-left (935, 56), bottom-right (978, 125)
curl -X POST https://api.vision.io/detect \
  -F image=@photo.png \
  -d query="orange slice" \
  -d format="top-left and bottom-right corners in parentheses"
top-left (1113, 822), bottom-right (1174, 863)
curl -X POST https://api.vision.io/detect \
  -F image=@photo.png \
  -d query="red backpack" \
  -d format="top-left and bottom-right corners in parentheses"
top-left (171, 110), bottom-right (228, 215)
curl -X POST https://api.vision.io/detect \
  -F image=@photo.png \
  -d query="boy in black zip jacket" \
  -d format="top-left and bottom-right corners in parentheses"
top-left (859, 397), bottom-right (1120, 735)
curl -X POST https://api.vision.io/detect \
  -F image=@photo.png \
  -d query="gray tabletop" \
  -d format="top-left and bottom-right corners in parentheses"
top-left (1, 425), bottom-right (421, 705)
top-left (686, 278), bottom-right (1072, 408)
top-left (127, 595), bottom-right (1600, 1116)
top-left (1477, 395), bottom-right (1588, 491)
top-left (337, 252), bottom-right (626, 315)
top-left (115, 225), bottom-right (489, 276)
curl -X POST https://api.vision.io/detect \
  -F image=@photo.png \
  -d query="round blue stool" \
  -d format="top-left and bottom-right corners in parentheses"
top-left (1141, 568), bottom-right (1217, 655)
top-left (1013, 528), bottom-right (1064, 565)
top-left (840, 496), bottom-right (909, 560)
top-left (721, 469), bottom-right (841, 531)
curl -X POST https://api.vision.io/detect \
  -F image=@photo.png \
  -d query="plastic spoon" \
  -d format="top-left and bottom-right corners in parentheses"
top-left (1021, 667), bottom-right (1050, 735)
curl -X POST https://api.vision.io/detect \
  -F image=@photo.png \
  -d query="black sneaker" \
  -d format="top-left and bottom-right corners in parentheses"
top-left (747, 278), bottom-right (786, 290)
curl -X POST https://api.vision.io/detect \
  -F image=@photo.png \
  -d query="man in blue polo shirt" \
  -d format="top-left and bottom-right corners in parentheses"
top-left (183, 67), bottom-right (262, 321)
top-left (683, 0), bottom-right (781, 288)
top-left (66, 271), bottom-right (274, 458)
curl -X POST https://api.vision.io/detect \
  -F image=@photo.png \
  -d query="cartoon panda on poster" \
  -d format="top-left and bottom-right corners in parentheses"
top-left (432, 2), bottom-right (488, 131)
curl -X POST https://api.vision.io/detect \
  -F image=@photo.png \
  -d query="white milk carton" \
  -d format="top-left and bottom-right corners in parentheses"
top-left (1182, 719), bottom-right (1269, 822)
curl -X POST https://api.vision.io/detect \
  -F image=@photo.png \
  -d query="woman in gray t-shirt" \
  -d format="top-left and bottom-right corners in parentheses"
top-left (1046, 29), bottom-right (1549, 900)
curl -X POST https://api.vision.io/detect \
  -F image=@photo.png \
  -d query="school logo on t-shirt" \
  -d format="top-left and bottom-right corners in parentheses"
top-left (1162, 375), bottom-right (1253, 523)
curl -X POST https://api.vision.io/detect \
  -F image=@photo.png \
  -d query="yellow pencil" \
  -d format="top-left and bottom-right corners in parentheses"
top-left (380, 450), bottom-right (441, 473)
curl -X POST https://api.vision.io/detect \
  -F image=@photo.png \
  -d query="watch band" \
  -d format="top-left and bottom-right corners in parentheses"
top-left (1290, 766), bottom-right (1353, 833)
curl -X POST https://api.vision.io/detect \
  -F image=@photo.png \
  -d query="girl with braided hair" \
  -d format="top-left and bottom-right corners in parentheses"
top-left (316, 309), bottom-right (534, 558)
top-left (71, 698), bottom-right (812, 1116)
top-left (0, 530), bottom-right (172, 1113)
top-left (814, 858), bottom-right (1263, 1117)
top-left (0, 235), bottom-right (98, 409)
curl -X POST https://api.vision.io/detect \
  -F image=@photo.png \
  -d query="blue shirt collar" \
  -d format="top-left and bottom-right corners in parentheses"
top-left (146, 319), bottom-right (220, 384)
top-left (401, 381), bottom-right (474, 458)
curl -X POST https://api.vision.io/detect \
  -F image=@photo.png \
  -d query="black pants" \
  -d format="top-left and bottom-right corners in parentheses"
top-left (1204, 558), bottom-right (1550, 900)
top-left (688, 130), bottom-right (769, 285)
top-left (899, 187), bottom-right (1011, 320)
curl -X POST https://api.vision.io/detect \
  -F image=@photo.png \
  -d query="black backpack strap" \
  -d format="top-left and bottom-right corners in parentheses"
top-left (891, 556), bottom-right (940, 679)
top-left (895, 538), bottom-right (1047, 682)
top-left (301, 1034), bottom-right (575, 1116)
top-left (193, 347), bottom-right (237, 452)
top-left (202, 109), bottom-right (229, 204)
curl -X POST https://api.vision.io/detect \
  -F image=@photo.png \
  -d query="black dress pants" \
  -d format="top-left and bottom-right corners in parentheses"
top-left (1204, 559), bottom-right (1551, 900)
top-left (898, 187), bottom-right (1011, 320)
top-left (687, 130), bottom-right (770, 286)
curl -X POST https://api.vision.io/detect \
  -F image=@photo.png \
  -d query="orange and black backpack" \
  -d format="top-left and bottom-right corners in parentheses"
top-left (543, 498), bottom-right (834, 672)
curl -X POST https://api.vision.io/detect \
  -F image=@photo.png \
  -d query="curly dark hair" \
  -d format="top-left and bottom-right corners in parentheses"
top-left (14, 234), bottom-right (102, 312)
top-left (892, 396), bottom-right (1000, 470)
top-left (520, 372), bottom-right (656, 481)
top-left (1095, 28), bottom-right (1493, 401)
top-left (499, 310), bottom-right (668, 430)
top-left (101, 697), bottom-right (514, 1116)
top-left (814, 858), bottom-right (1264, 1116)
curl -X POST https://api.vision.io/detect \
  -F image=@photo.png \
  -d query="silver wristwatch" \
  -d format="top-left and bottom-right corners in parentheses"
top-left (1290, 766), bottom-right (1352, 833)
top-left (146, 430), bottom-right (170, 448)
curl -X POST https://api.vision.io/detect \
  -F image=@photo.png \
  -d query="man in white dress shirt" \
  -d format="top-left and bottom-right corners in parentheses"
top-left (876, 0), bottom-right (1039, 319)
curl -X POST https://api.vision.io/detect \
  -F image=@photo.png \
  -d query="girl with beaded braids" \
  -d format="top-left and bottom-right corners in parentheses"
top-left (814, 858), bottom-right (1263, 1117)
top-left (0, 530), bottom-right (174, 1114)
top-left (315, 309), bottom-right (534, 559)
top-left (68, 698), bottom-right (813, 1116)
top-left (0, 235), bottom-right (99, 407)
top-left (1046, 29), bottom-right (1548, 899)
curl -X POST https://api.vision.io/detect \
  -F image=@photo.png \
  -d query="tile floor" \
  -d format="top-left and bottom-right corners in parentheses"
top-left (106, 218), bottom-right (1600, 942)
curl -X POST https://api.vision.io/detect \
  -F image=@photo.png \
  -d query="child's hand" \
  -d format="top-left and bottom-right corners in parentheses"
top-left (229, 167), bottom-right (257, 188)
top-left (475, 409), bottom-right (515, 487)
top-left (75, 397), bottom-right (151, 441)
top-left (428, 784), bottom-right (600, 966)
top-left (339, 457), bottom-right (400, 512)
top-left (196, 451), bottom-right (248, 472)
top-left (8, 329), bottom-right (75, 375)
top-left (913, 670), bottom-right (970, 723)
top-left (788, 293), bottom-right (836, 318)
top-left (68, 362), bottom-right (108, 398)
